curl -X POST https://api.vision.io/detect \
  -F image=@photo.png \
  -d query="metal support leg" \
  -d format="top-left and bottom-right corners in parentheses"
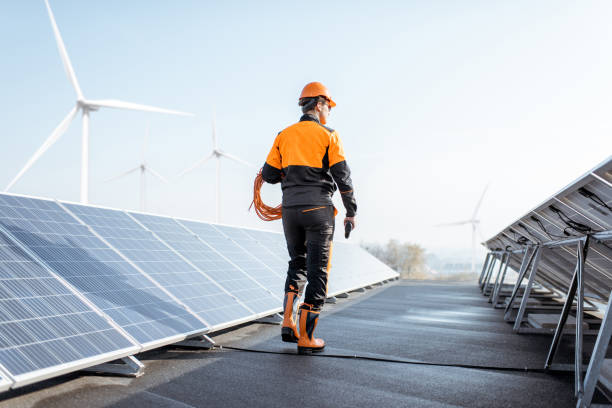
top-left (493, 252), bottom-right (512, 307)
top-left (576, 238), bottom-right (589, 398)
top-left (579, 290), bottom-right (612, 408)
top-left (478, 253), bottom-right (492, 286)
top-left (545, 237), bottom-right (590, 374)
top-left (504, 248), bottom-right (535, 319)
top-left (481, 255), bottom-right (497, 293)
top-left (489, 252), bottom-right (507, 303)
top-left (83, 356), bottom-right (144, 377)
top-left (513, 247), bottom-right (542, 333)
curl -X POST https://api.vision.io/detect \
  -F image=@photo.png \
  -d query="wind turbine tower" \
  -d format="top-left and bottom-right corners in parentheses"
top-left (178, 113), bottom-right (255, 222)
top-left (105, 127), bottom-right (168, 212)
top-left (436, 185), bottom-right (489, 274)
top-left (5, 0), bottom-right (193, 204)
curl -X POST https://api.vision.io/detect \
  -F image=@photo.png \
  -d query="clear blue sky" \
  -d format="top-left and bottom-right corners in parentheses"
top-left (1, 1), bottom-right (610, 256)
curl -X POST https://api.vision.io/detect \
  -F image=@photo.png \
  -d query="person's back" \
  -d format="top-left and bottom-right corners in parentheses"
top-left (261, 82), bottom-right (357, 354)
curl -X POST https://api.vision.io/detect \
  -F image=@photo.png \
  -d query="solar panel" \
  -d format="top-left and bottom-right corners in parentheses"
top-left (485, 157), bottom-right (612, 302)
top-left (175, 220), bottom-right (283, 313)
top-left (0, 224), bottom-right (137, 387)
top-left (329, 241), bottom-right (398, 295)
top-left (127, 212), bottom-right (275, 324)
top-left (213, 225), bottom-right (286, 291)
top-left (64, 204), bottom-right (255, 329)
top-left (481, 157), bottom-right (612, 403)
top-left (0, 194), bottom-right (205, 348)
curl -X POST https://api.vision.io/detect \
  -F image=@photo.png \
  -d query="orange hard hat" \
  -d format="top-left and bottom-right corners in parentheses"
top-left (299, 82), bottom-right (336, 107)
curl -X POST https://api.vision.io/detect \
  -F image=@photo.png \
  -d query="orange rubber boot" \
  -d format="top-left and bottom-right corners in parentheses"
top-left (297, 304), bottom-right (325, 354)
top-left (281, 292), bottom-right (299, 343)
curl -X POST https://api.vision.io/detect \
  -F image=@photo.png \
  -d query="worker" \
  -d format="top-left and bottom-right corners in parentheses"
top-left (261, 82), bottom-right (357, 354)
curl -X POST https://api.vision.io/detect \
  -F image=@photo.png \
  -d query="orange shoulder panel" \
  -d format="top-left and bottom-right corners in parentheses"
top-left (277, 122), bottom-right (331, 169)
top-left (265, 133), bottom-right (282, 169)
top-left (328, 131), bottom-right (346, 167)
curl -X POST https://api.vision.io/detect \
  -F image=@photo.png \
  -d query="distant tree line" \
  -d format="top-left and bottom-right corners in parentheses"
top-left (362, 239), bottom-right (428, 279)
top-left (362, 240), bottom-right (478, 281)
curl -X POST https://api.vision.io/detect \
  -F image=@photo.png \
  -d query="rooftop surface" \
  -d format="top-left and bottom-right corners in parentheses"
top-left (0, 280), bottom-right (597, 408)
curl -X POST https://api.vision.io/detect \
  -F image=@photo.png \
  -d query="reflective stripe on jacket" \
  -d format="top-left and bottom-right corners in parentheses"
top-left (261, 114), bottom-right (357, 217)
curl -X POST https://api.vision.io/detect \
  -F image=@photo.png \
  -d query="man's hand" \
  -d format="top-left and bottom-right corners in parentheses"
top-left (344, 217), bottom-right (356, 230)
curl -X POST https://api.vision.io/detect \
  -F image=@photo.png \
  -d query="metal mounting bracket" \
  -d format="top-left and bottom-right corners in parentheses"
top-left (82, 356), bottom-right (144, 377)
top-left (174, 334), bottom-right (216, 349)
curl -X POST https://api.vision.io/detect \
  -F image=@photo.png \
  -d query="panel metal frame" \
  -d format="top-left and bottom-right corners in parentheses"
top-left (0, 365), bottom-right (14, 392)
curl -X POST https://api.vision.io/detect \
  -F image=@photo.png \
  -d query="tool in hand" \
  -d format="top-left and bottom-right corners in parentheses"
top-left (345, 220), bottom-right (353, 239)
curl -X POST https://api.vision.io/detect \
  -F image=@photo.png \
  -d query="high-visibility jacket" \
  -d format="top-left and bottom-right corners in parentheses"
top-left (262, 114), bottom-right (357, 217)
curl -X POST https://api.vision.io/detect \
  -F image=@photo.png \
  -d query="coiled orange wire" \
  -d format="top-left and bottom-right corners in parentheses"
top-left (250, 169), bottom-right (282, 221)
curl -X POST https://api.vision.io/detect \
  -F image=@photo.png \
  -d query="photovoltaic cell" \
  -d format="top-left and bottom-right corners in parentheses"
top-left (128, 212), bottom-right (267, 324)
top-left (243, 229), bottom-right (288, 259)
top-left (0, 194), bottom-right (203, 346)
top-left (0, 226), bottom-right (135, 383)
top-left (214, 225), bottom-right (286, 290)
top-left (177, 220), bottom-right (283, 310)
top-left (65, 204), bottom-right (252, 327)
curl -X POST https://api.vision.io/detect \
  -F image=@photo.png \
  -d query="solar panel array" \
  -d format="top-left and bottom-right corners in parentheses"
top-left (0, 192), bottom-right (398, 391)
top-left (484, 157), bottom-right (612, 302)
top-left (481, 156), bottom-right (612, 404)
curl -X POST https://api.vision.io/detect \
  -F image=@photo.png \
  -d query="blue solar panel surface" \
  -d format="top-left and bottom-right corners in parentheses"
top-left (0, 194), bottom-right (204, 346)
top-left (242, 229), bottom-right (288, 259)
top-left (128, 213), bottom-right (259, 325)
top-left (0, 224), bottom-right (134, 379)
top-left (177, 220), bottom-right (282, 312)
top-left (65, 204), bottom-right (251, 327)
top-left (213, 225), bottom-right (286, 294)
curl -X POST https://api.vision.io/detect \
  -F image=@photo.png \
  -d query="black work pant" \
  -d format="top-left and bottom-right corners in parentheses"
top-left (282, 205), bottom-right (335, 311)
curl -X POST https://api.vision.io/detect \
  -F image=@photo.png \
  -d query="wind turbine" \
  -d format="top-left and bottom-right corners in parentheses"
top-left (5, 0), bottom-right (193, 204)
top-left (178, 113), bottom-right (255, 222)
top-left (105, 126), bottom-right (168, 212)
top-left (435, 185), bottom-right (489, 274)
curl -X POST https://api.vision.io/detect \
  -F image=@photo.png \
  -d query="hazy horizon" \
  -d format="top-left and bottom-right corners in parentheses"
top-left (2, 1), bottom-right (610, 260)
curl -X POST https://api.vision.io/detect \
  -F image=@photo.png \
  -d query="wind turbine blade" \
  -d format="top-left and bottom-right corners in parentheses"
top-left (5, 106), bottom-right (78, 191)
top-left (147, 166), bottom-right (169, 183)
top-left (219, 151), bottom-right (255, 168)
top-left (85, 99), bottom-right (194, 116)
top-left (104, 166), bottom-right (140, 183)
top-left (44, 0), bottom-right (83, 99)
top-left (177, 152), bottom-right (215, 178)
top-left (434, 220), bottom-right (473, 227)
top-left (471, 183), bottom-right (490, 220)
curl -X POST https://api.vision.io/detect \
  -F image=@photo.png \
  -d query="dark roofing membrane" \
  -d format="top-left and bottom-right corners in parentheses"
top-left (0, 281), bottom-right (603, 408)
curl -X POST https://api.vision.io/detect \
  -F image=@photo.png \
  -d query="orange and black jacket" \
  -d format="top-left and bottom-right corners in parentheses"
top-left (262, 114), bottom-right (357, 217)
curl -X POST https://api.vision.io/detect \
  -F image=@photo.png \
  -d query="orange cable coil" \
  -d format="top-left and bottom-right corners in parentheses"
top-left (250, 169), bottom-right (282, 221)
